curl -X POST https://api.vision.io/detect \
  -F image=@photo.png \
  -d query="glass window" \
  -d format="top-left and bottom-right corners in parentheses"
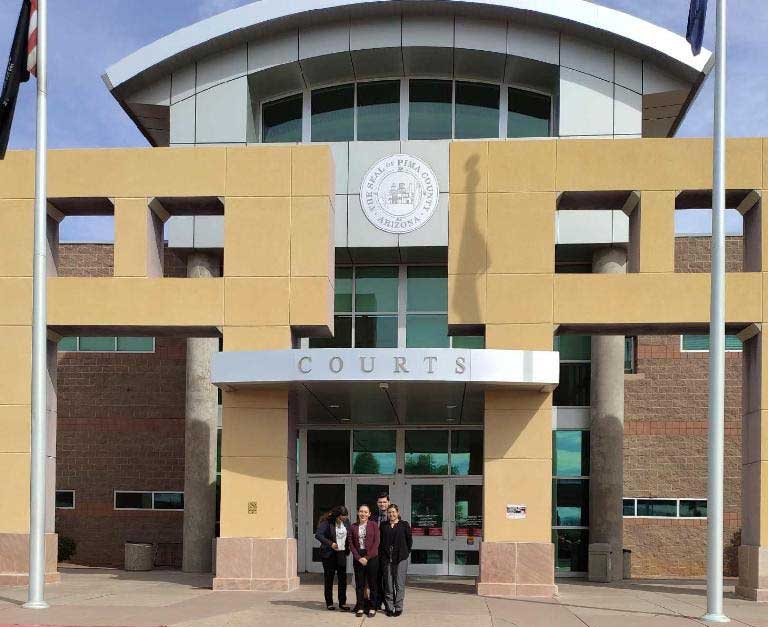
top-left (455, 484), bottom-right (483, 535)
top-left (355, 315), bottom-right (397, 348)
top-left (356, 483), bottom-right (391, 512)
top-left (312, 483), bottom-right (346, 561)
top-left (409, 80), bottom-right (453, 140)
top-left (553, 528), bottom-right (588, 573)
top-left (153, 492), bottom-right (184, 510)
top-left (335, 266), bottom-right (353, 312)
top-left (58, 337), bottom-right (77, 351)
top-left (410, 549), bottom-right (444, 564)
top-left (406, 314), bottom-right (449, 348)
top-left (455, 82), bottom-right (499, 139)
top-left (553, 363), bottom-right (590, 407)
top-left (553, 431), bottom-right (589, 477)
top-left (262, 94), bottom-right (303, 143)
top-left (681, 334), bottom-right (743, 351)
top-left (679, 499), bottom-right (707, 518)
top-left (307, 430), bottom-right (350, 474)
top-left (357, 80), bottom-right (400, 141)
top-left (452, 335), bottom-right (485, 349)
top-left (78, 337), bottom-right (117, 352)
top-left (117, 337), bottom-right (154, 352)
top-left (624, 337), bottom-right (636, 373)
top-left (312, 84), bottom-right (354, 142)
top-left (636, 499), bottom-right (677, 517)
top-left (55, 490), bottom-right (74, 509)
top-left (553, 479), bottom-right (589, 527)
top-left (352, 430), bottom-right (396, 475)
top-left (410, 484), bottom-right (444, 534)
top-left (451, 431), bottom-right (483, 475)
top-left (508, 88), bottom-right (551, 138)
top-left (623, 498), bottom-right (636, 517)
top-left (405, 430), bottom-right (449, 475)
top-left (407, 266), bottom-right (447, 312)
top-left (115, 492), bottom-right (152, 509)
top-left (454, 550), bottom-right (480, 566)
top-left (309, 316), bottom-right (352, 348)
top-left (355, 266), bottom-right (398, 312)
top-left (555, 335), bottom-right (591, 361)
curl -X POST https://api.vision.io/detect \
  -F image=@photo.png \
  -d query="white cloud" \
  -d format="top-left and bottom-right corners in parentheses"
top-left (196, 0), bottom-right (253, 19)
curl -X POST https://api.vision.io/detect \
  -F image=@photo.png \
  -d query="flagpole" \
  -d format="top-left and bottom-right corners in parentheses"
top-left (703, 0), bottom-right (729, 622)
top-left (23, 0), bottom-right (48, 610)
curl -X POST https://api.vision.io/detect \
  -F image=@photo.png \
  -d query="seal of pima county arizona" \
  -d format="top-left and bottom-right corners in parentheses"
top-left (360, 154), bottom-right (440, 234)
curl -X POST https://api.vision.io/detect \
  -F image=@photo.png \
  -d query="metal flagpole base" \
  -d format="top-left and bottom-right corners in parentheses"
top-left (702, 614), bottom-right (730, 623)
top-left (22, 600), bottom-right (50, 609)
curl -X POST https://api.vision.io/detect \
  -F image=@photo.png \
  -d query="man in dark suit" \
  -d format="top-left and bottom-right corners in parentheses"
top-left (374, 493), bottom-right (390, 609)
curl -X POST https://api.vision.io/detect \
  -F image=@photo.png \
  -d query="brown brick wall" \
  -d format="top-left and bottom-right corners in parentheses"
top-left (55, 243), bottom-right (188, 567)
top-left (623, 235), bottom-right (744, 578)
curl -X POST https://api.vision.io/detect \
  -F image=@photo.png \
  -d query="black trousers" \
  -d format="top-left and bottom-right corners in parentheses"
top-left (353, 555), bottom-right (379, 611)
top-left (376, 555), bottom-right (386, 608)
top-left (321, 552), bottom-right (347, 606)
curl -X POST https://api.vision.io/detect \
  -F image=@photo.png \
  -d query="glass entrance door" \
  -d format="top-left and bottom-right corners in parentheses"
top-left (306, 478), bottom-right (351, 573)
top-left (404, 479), bottom-right (449, 575)
top-left (449, 481), bottom-right (483, 576)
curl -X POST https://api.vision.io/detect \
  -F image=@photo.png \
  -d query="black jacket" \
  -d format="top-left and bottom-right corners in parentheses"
top-left (380, 519), bottom-right (412, 564)
top-left (314, 518), bottom-right (351, 560)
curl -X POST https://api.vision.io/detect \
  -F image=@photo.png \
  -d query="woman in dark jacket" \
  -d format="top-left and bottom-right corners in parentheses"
top-left (350, 504), bottom-right (381, 617)
top-left (379, 503), bottom-right (412, 617)
top-left (314, 505), bottom-right (351, 611)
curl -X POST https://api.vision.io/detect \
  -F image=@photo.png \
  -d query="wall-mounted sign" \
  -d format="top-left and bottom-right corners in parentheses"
top-left (360, 153), bottom-right (439, 234)
top-left (506, 504), bottom-right (527, 520)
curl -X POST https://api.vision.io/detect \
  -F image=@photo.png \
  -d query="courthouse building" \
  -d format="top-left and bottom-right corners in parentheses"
top-left (0, 0), bottom-right (766, 601)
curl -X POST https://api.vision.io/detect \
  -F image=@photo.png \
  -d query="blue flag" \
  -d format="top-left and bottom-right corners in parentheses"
top-left (686, 0), bottom-right (708, 55)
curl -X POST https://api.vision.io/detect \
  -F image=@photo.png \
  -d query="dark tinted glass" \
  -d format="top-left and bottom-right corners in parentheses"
top-left (454, 484), bottom-right (483, 532)
top-left (307, 430), bottom-right (350, 474)
top-left (455, 82), bottom-right (499, 139)
top-left (508, 88), bottom-right (551, 138)
top-left (355, 266), bottom-right (398, 312)
top-left (58, 337), bottom-right (77, 351)
top-left (406, 314), bottom-right (449, 348)
top-left (636, 499), bottom-right (677, 517)
top-left (355, 315), bottom-right (397, 348)
top-left (553, 528), bottom-right (589, 573)
top-left (55, 490), bottom-right (74, 508)
top-left (407, 266), bottom-right (447, 312)
top-left (117, 337), bottom-right (154, 352)
top-left (452, 335), bottom-right (485, 349)
top-left (679, 499), bottom-right (707, 517)
top-left (357, 81), bottom-right (400, 141)
top-left (553, 363), bottom-right (591, 406)
top-left (334, 266), bottom-right (353, 312)
top-left (553, 479), bottom-right (589, 527)
top-left (623, 499), bottom-right (636, 516)
top-left (78, 337), bottom-right (116, 351)
top-left (309, 316), bottom-right (352, 348)
top-left (409, 80), bottom-right (452, 140)
top-left (405, 430), bottom-right (449, 475)
top-left (451, 431), bottom-right (483, 475)
top-left (153, 492), bottom-right (184, 510)
top-left (262, 94), bottom-right (303, 143)
top-left (553, 431), bottom-right (589, 477)
top-left (115, 492), bottom-right (152, 509)
top-left (352, 430), bottom-right (396, 475)
top-left (312, 84), bottom-right (354, 142)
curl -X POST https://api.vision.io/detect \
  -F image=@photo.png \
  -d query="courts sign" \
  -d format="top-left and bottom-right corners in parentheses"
top-left (360, 154), bottom-right (439, 234)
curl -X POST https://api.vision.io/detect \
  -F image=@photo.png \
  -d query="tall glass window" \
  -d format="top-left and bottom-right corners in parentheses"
top-left (409, 80), bottom-right (453, 140)
top-left (352, 430), bottom-right (396, 474)
top-left (406, 266), bottom-right (449, 348)
top-left (450, 430), bottom-right (483, 475)
top-left (357, 80), bottom-right (400, 141)
top-left (307, 430), bottom-right (350, 474)
top-left (405, 430), bottom-right (449, 475)
top-left (262, 94), bottom-right (303, 143)
top-left (355, 266), bottom-right (398, 348)
top-left (455, 82), bottom-right (500, 139)
top-left (312, 84), bottom-right (354, 142)
top-left (508, 88), bottom-right (551, 138)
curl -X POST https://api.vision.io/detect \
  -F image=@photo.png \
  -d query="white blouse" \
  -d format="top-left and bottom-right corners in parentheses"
top-left (335, 522), bottom-right (347, 551)
top-left (358, 523), bottom-right (367, 550)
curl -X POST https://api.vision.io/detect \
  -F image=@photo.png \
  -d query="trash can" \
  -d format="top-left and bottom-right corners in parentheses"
top-left (124, 542), bottom-right (154, 571)
top-left (623, 549), bottom-right (632, 580)
top-left (588, 543), bottom-right (613, 582)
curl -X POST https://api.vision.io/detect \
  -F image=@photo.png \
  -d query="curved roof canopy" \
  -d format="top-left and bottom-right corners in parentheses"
top-left (104, 0), bottom-right (711, 93)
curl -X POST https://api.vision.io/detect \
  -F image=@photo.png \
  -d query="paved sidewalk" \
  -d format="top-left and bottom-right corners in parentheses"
top-left (0, 569), bottom-right (765, 627)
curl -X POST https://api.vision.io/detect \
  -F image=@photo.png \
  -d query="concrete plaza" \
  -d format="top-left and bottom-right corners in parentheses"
top-left (0, 569), bottom-right (765, 627)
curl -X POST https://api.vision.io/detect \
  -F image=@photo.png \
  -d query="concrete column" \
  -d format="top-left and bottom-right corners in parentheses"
top-left (588, 246), bottom-right (627, 582)
top-left (182, 253), bottom-right (221, 573)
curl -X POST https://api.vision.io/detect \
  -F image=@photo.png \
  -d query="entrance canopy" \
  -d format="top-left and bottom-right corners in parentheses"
top-left (212, 348), bottom-right (559, 424)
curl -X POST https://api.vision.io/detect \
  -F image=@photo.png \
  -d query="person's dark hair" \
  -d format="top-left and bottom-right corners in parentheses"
top-left (387, 503), bottom-right (400, 514)
top-left (320, 505), bottom-right (349, 525)
top-left (376, 493), bottom-right (390, 501)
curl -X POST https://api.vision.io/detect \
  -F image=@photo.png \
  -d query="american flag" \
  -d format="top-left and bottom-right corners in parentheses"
top-left (27, 0), bottom-right (38, 77)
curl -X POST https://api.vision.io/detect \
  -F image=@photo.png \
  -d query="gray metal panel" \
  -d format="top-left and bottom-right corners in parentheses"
top-left (504, 56), bottom-right (558, 92)
top-left (558, 67), bottom-right (614, 137)
top-left (402, 47), bottom-right (454, 77)
top-left (614, 50), bottom-right (642, 94)
top-left (126, 75), bottom-right (171, 106)
top-left (329, 142), bottom-right (349, 196)
top-left (171, 64), bottom-right (196, 104)
top-left (402, 13), bottom-right (454, 48)
top-left (352, 48), bottom-right (404, 80)
top-left (196, 44), bottom-right (247, 93)
top-left (300, 20), bottom-right (350, 59)
top-left (194, 215), bottom-right (225, 249)
top-left (556, 210), bottom-right (614, 244)
top-left (350, 14), bottom-right (401, 50)
top-left (166, 215), bottom-right (194, 248)
top-left (195, 77), bottom-right (248, 144)
top-left (248, 28), bottom-right (299, 72)
top-left (347, 194), bottom-right (398, 248)
top-left (398, 192), bottom-right (448, 248)
top-left (347, 141), bottom-right (401, 195)
top-left (170, 96), bottom-right (196, 144)
top-left (455, 16), bottom-right (506, 55)
top-left (614, 85), bottom-right (642, 136)
top-left (301, 52), bottom-right (355, 87)
top-left (642, 62), bottom-right (689, 94)
top-left (248, 63), bottom-right (305, 102)
top-left (612, 210), bottom-right (629, 242)
top-left (334, 194), bottom-right (348, 248)
top-left (454, 49), bottom-right (506, 83)
top-left (400, 140), bottom-right (449, 193)
top-left (560, 34), bottom-right (614, 82)
top-left (506, 22), bottom-right (559, 65)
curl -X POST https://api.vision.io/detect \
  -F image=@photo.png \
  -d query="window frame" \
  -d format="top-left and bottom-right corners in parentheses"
top-left (551, 429), bottom-right (590, 533)
top-left (260, 91), bottom-right (305, 144)
top-left (59, 337), bottom-right (155, 353)
top-left (622, 497), bottom-right (708, 519)
top-left (55, 489), bottom-right (75, 510)
top-left (679, 334), bottom-right (743, 353)
top-left (506, 83), bottom-right (555, 138)
top-left (113, 490), bottom-right (184, 512)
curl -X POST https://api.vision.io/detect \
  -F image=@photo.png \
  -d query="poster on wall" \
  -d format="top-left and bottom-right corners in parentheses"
top-left (506, 504), bottom-right (527, 519)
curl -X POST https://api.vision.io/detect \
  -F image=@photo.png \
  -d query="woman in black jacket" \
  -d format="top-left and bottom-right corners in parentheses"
top-left (314, 505), bottom-right (351, 611)
top-left (379, 503), bottom-right (412, 617)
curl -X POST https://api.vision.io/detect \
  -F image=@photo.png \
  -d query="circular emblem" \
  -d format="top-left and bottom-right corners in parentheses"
top-left (359, 154), bottom-right (440, 234)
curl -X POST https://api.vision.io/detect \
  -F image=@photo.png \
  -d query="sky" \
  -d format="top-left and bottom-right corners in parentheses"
top-left (0, 0), bottom-right (765, 239)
